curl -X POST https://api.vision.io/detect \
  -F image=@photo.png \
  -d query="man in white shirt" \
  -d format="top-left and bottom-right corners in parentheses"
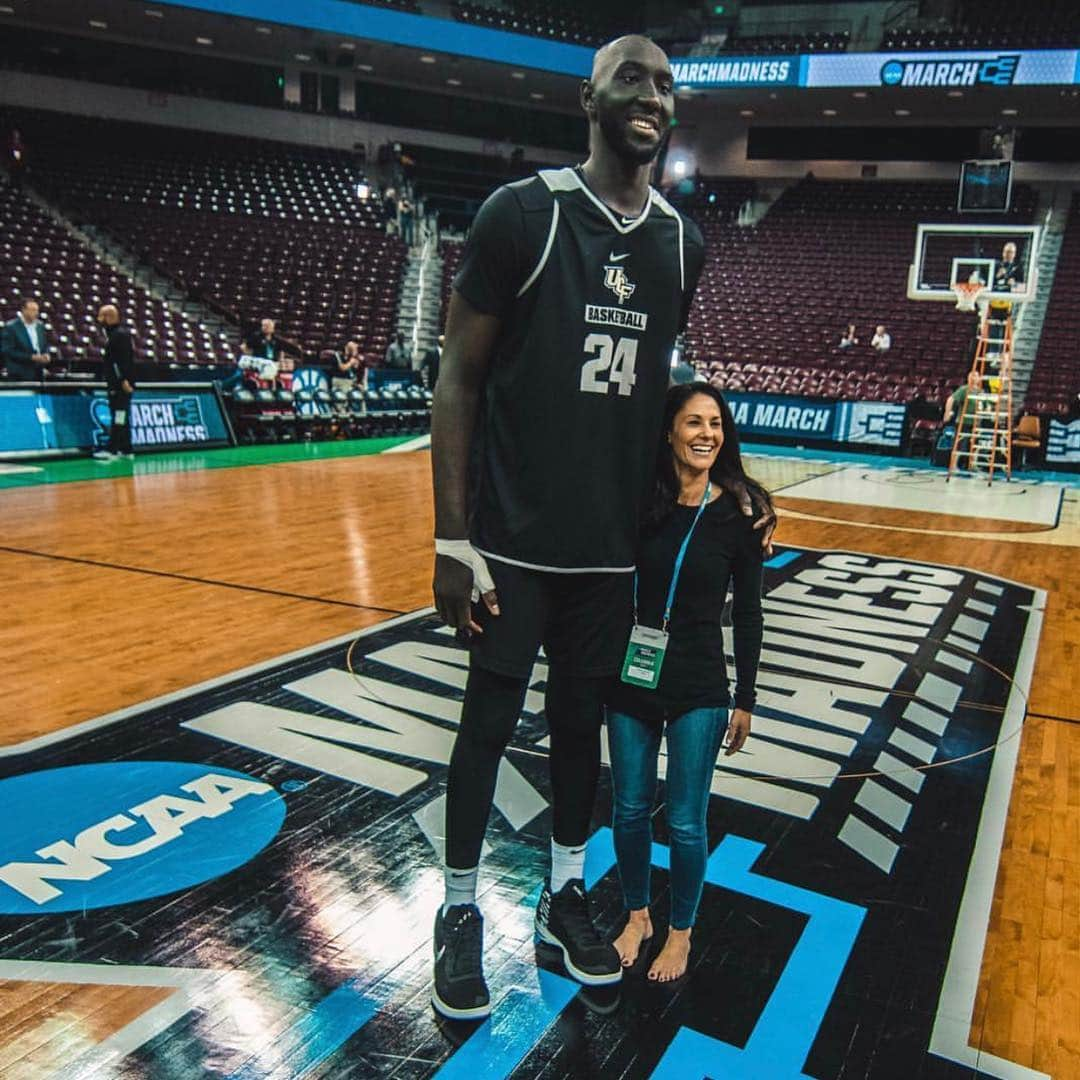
top-left (871, 324), bottom-right (891, 352)
top-left (2, 298), bottom-right (52, 380)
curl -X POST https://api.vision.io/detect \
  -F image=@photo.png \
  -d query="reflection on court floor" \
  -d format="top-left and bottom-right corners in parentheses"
top-left (0, 546), bottom-right (1043, 1078)
top-left (775, 466), bottom-right (1064, 526)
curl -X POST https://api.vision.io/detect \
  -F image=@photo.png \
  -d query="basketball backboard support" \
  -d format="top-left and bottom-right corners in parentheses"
top-left (907, 223), bottom-right (1040, 303)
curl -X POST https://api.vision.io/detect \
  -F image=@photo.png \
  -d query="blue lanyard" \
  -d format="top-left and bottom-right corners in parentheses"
top-left (634, 482), bottom-right (711, 632)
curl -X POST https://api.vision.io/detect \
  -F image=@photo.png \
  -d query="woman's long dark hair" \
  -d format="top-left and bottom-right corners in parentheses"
top-left (645, 383), bottom-right (773, 529)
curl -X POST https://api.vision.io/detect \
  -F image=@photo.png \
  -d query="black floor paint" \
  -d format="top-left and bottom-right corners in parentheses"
top-left (0, 547), bottom-right (1040, 1078)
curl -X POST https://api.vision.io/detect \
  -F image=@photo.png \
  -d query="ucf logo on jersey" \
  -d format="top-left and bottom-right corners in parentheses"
top-left (604, 264), bottom-right (636, 305)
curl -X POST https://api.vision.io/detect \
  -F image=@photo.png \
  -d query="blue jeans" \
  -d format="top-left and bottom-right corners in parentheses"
top-left (608, 707), bottom-right (728, 930)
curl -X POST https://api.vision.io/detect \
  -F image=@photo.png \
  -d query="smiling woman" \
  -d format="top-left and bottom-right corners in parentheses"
top-left (608, 383), bottom-right (771, 981)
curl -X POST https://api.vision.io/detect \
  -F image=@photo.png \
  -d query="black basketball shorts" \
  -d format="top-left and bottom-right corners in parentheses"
top-left (467, 558), bottom-right (633, 681)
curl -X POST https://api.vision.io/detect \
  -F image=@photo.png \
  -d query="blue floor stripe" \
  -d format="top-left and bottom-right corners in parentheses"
top-left (652, 837), bottom-right (866, 1078)
top-left (765, 549), bottom-right (801, 569)
top-left (434, 969), bottom-right (579, 1079)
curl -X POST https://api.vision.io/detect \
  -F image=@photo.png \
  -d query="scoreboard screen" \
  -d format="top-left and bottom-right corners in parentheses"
top-left (958, 160), bottom-right (1013, 213)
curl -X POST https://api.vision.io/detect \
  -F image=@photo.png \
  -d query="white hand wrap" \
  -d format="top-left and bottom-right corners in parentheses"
top-left (435, 539), bottom-right (496, 602)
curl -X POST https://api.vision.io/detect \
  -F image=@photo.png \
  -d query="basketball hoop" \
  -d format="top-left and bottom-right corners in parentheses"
top-left (952, 282), bottom-right (987, 311)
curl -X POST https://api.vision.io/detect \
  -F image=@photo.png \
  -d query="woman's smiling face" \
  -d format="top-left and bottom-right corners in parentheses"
top-left (669, 392), bottom-right (724, 476)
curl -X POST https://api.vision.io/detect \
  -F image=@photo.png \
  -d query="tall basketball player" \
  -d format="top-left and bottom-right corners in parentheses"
top-left (431, 35), bottom-right (753, 1020)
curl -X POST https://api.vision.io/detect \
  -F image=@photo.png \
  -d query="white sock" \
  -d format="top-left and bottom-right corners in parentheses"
top-left (443, 865), bottom-right (479, 915)
top-left (550, 839), bottom-right (586, 893)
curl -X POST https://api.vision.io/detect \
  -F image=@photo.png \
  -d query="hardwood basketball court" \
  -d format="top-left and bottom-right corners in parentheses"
top-left (1, 442), bottom-right (1076, 1079)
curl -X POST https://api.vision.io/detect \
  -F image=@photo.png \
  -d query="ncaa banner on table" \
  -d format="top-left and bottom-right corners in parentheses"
top-left (0, 384), bottom-right (231, 456)
top-left (1047, 418), bottom-right (1080, 465)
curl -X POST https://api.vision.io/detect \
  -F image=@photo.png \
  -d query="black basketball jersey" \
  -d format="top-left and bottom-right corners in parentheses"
top-left (454, 166), bottom-right (705, 573)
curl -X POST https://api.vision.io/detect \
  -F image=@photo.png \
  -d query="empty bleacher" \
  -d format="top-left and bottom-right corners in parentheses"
top-left (725, 30), bottom-right (849, 54)
top-left (685, 177), bottom-right (1038, 406)
top-left (451, 0), bottom-right (626, 46)
top-left (15, 110), bottom-right (405, 367)
top-left (883, 0), bottom-right (1080, 51)
top-left (0, 182), bottom-right (230, 375)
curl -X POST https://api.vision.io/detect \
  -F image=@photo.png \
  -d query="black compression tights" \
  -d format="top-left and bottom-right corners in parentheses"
top-left (444, 664), bottom-right (607, 870)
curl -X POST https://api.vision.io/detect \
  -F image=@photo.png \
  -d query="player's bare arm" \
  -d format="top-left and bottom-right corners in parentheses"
top-left (431, 288), bottom-right (501, 633)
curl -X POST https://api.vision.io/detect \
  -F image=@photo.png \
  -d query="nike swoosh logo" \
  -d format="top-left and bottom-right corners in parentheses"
top-left (608, 251), bottom-right (630, 261)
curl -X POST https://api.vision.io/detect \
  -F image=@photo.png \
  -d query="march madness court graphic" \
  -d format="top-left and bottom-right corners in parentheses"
top-left (0, 548), bottom-right (1045, 1078)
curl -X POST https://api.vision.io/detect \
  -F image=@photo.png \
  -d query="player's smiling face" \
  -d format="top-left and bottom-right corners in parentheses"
top-left (589, 42), bottom-right (674, 165)
top-left (670, 393), bottom-right (724, 475)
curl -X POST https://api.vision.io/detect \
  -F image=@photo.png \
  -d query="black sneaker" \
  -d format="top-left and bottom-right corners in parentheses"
top-left (432, 904), bottom-right (491, 1020)
top-left (534, 879), bottom-right (621, 986)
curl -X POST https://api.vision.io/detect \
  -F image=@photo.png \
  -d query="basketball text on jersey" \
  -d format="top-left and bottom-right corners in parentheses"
top-left (585, 304), bottom-right (648, 332)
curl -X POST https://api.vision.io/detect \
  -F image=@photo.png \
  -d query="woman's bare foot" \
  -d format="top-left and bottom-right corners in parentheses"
top-left (647, 927), bottom-right (691, 982)
top-left (613, 909), bottom-right (653, 967)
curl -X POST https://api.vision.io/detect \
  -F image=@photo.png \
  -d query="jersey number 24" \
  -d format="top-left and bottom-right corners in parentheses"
top-left (580, 334), bottom-right (638, 397)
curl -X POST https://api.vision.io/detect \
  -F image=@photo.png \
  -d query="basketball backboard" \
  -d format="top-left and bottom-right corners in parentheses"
top-left (907, 223), bottom-right (1040, 303)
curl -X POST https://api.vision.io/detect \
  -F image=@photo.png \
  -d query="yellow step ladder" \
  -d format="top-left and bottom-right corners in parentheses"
top-left (948, 302), bottom-right (1014, 484)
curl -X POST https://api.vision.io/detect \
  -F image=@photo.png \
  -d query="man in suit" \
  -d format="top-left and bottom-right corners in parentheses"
top-left (93, 304), bottom-right (136, 460)
top-left (2, 298), bottom-right (52, 380)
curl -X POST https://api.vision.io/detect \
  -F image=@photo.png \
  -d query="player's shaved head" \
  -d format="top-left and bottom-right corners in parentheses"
top-left (582, 34), bottom-right (673, 167)
top-left (591, 35), bottom-right (668, 82)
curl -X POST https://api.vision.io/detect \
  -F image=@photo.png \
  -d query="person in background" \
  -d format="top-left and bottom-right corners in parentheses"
top-left (248, 318), bottom-right (282, 364)
top-left (420, 334), bottom-right (443, 390)
top-left (871, 324), bottom-right (891, 352)
top-left (399, 194), bottom-right (415, 247)
top-left (94, 304), bottom-right (135, 461)
top-left (943, 369), bottom-right (981, 429)
top-left (333, 340), bottom-right (364, 392)
top-left (219, 340), bottom-right (252, 393)
top-left (277, 351), bottom-right (295, 392)
top-left (839, 324), bottom-right (858, 348)
top-left (994, 242), bottom-right (1024, 293)
top-left (385, 332), bottom-right (410, 370)
top-left (383, 187), bottom-right (398, 236)
top-left (5, 127), bottom-right (26, 191)
top-left (608, 384), bottom-right (767, 983)
top-left (2, 297), bottom-right (52, 380)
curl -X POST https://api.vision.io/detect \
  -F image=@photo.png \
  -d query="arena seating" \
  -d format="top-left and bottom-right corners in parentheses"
top-left (439, 176), bottom-right (1042, 411)
top-left (1025, 194), bottom-right (1080, 418)
top-left (401, 143), bottom-right (543, 232)
top-left (683, 177), bottom-right (1038, 407)
top-left (883, 0), bottom-right (1080, 51)
top-left (451, 0), bottom-right (623, 46)
top-left (726, 30), bottom-right (849, 54)
top-left (0, 181), bottom-right (230, 373)
top-left (15, 110), bottom-right (404, 367)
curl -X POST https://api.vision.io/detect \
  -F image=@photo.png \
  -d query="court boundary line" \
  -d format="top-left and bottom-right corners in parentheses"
top-left (0, 544), bottom-right (407, 616)
top-left (930, 584), bottom-right (1049, 1080)
top-left (774, 505), bottom-right (1069, 544)
top-left (1026, 710), bottom-right (1080, 726)
top-left (0, 608), bottom-right (432, 758)
top-left (0, 959), bottom-right (223, 1080)
top-left (775, 466), bottom-right (1063, 532)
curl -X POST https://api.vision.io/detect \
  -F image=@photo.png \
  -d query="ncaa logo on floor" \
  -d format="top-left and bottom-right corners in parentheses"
top-left (0, 761), bottom-right (285, 914)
